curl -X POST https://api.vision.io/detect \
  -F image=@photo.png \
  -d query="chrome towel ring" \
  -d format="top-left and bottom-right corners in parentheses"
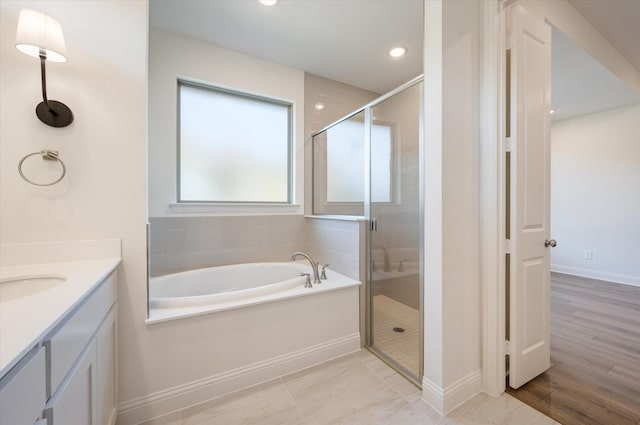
top-left (18, 150), bottom-right (66, 186)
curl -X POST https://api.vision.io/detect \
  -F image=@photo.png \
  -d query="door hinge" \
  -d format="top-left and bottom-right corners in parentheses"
top-left (505, 340), bottom-right (511, 355)
top-left (504, 239), bottom-right (512, 254)
top-left (504, 137), bottom-right (512, 152)
top-left (506, 36), bottom-right (515, 50)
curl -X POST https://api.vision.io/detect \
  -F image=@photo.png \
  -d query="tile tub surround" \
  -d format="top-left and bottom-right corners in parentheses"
top-left (149, 215), bottom-right (309, 276)
top-left (149, 215), bottom-right (362, 280)
top-left (138, 350), bottom-right (559, 425)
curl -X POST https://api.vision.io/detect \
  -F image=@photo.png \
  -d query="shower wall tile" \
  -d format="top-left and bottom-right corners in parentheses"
top-left (306, 218), bottom-right (363, 280)
top-left (304, 73), bottom-right (380, 139)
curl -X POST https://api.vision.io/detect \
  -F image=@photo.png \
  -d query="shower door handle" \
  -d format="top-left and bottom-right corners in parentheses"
top-left (370, 218), bottom-right (378, 232)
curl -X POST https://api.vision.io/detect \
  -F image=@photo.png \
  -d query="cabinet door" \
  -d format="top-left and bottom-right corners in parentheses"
top-left (44, 339), bottom-right (97, 425)
top-left (45, 273), bottom-right (115, 397)
top-left (96, 307), bottom-right (117, 425)
top-left (0, 346), bottom-right (46, 425)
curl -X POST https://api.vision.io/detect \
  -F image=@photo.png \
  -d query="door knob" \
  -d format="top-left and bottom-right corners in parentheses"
top-left (544, 239), bottom-right (557, 248)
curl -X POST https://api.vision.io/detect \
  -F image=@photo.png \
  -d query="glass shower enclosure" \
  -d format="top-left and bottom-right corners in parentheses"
top-left (311, 77), bottom-right (423, 385)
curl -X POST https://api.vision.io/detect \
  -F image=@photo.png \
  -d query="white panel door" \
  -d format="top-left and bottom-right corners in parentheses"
top-left (508, 4), bottom-right (553, 389)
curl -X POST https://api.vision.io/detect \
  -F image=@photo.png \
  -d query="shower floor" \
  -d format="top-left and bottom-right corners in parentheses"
top-left (371, 294), bottom-right (420, 376)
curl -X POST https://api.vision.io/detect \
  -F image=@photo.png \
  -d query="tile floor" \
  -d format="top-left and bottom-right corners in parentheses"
top-left (371, 294), bottom-right (420, 375)
top-left (140, 350), bottom-right (559, 425)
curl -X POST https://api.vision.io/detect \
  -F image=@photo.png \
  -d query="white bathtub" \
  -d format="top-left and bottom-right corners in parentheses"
top-left (148, 261), bottom-right (360, 322)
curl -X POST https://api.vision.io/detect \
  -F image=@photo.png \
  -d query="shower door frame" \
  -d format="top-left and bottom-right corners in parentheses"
top-left (310, 75), bottom-right (425, 387)
top-left (364, 76), bottom-right (424, 387)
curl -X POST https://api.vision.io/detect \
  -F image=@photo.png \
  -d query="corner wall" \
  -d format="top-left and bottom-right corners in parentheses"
top-left (551, 104), bottom-right (640, 286)
top-left (422, 0), bottom-right (482, 413)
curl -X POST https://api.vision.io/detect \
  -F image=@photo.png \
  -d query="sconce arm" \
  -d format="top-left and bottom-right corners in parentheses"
top-left (39, 54), bottom-right (56, 115)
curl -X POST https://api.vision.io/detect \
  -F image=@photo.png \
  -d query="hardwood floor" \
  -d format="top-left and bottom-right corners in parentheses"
top-left (507, 272), bottom-right (640, 425)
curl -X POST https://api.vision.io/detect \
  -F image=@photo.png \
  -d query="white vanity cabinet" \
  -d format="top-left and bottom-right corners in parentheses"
top-left (44, 271), bottom-right (117, 425)
top-left (0, 270), bottom-right (117, 425)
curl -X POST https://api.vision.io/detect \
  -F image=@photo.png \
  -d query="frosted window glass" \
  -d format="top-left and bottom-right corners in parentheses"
top-left (178, 83), bottom-right (291, 202)
top-left (371, 124), bottom-right (392, 203)
top-left (326, 119), bottom-right (391, 203)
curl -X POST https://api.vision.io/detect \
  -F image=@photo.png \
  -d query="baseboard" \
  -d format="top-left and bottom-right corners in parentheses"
top-left (115, 333), bottom-right (360, 425)
top-left (422, 370), bottom-right (482, 414)
top-left (551, 264), bottom-right (640, 287)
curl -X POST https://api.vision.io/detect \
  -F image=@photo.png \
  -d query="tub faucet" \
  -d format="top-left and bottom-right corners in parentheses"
top-left (320, 264), bottom-right (329, 280)
top-left (290, 252), bottom-right (321, 284)
top-left (398, 259), bottom-right (410, 273)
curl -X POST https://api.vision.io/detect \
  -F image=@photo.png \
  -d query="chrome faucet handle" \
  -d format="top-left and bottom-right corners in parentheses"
top-left (291, 252), bottom-right (321, 284)
top-left (300, 273), bottom-right (312, 288)
top-left (398, 259), bottom-right (410, 272)
top-left (320, 264), bottom-right (329, 280)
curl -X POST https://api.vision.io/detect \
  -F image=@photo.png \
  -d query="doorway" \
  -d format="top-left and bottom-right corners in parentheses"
top-left (505, 16), bottom-right (640, 425)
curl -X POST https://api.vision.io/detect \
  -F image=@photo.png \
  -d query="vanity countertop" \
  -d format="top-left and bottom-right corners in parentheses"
top-left (0, 258), bottom-right (120, 377)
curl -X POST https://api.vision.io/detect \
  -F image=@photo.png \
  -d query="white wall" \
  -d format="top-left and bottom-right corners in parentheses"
top-left (0, 0), bottom-right (149, 421)
top-left (0, 1), bottom-right (147, 244)
top-left (551, 104), bottom-right (640, 286)
top-left (423, 0), bottom-right (482, 413)
top-left (148, 28), bottom-right (305, 217)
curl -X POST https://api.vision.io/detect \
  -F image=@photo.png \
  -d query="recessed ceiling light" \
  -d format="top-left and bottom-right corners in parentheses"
top-left (315, 103), bottom-right (324, 111)
top-left (259, 0), bottom-right (278, 6)
top-left (550, 108), bottom-right (557, 114)
top-left (388, 47), bottom-right (407, 58)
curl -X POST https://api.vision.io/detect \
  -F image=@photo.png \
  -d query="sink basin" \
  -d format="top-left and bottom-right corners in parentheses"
top-left (0, 275), bottom-right (67, 302)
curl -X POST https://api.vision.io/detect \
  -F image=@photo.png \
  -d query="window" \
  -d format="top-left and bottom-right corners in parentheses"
top-left (326, 120), bottom-right (392, 203)
top-left (312, 111), bottom-right (394, 216)
top-left (178, 80), bottom-right (292, 203)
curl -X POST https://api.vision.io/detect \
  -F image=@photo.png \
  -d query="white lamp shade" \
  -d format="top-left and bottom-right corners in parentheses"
top-left (15, 9), bottom-right (67, 62)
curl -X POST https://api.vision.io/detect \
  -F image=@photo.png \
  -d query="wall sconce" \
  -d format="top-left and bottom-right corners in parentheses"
top-left (15, 9), bottom-right (73, 128)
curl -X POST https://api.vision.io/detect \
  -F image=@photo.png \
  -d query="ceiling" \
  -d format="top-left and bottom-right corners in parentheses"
top-left (568, 0), bottom-right (640, 72)
top-left (150, 0), bottom-right (640, 120)
top-left (551, 26), bottom-right (640, 122)
top-left (149, 0), bottom-right (423, 94)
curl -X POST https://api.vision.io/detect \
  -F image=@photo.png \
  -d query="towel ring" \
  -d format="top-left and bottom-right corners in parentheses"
top-left (18, 150), bottom-right (66, 186)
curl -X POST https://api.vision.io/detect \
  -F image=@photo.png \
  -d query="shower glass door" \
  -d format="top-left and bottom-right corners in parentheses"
top-left (310, 77), bottom-right (423, 385)
top-left (368, 80), bottom-right (422, 384)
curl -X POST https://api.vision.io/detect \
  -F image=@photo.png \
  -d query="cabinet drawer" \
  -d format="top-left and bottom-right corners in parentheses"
top-left (0, 345), bottom-right (46, 425)
top-left (44, 272), bottom-right (115, 397)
